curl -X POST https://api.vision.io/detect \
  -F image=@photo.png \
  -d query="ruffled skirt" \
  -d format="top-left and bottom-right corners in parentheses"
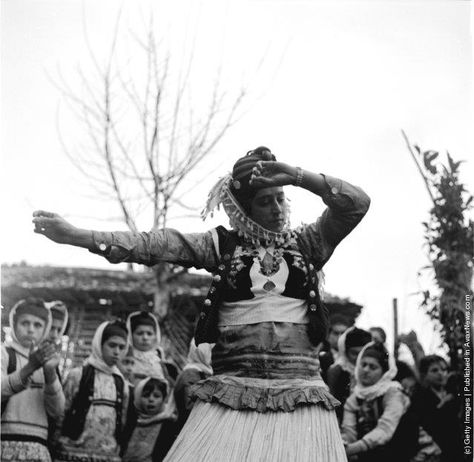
top-left (165, 323), bottom-right (346, 461)
top-left (164, 399), bottom-right (347, 462)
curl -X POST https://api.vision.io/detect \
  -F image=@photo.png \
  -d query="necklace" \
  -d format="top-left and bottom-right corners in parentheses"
top-left (251, 246), bottom-right (284, 291)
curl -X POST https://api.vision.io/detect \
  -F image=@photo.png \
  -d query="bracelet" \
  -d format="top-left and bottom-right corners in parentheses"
top-left (294, 167), bottom-right (304, 187)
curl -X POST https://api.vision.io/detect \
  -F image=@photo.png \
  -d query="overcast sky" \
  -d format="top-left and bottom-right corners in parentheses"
top-left (1, 0), bottom-right (472, 354)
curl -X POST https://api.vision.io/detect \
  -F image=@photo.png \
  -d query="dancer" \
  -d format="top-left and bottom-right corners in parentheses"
top-left (33, 146), bottom-right (370, 461)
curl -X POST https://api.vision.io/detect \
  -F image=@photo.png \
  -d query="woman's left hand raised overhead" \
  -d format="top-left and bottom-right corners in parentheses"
top-left (249, 161), bottom-right (297, 188)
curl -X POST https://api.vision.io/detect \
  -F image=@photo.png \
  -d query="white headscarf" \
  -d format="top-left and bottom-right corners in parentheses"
top-left (182, 338), bottom-right (214, 376)
top-left (353, 341), bottom-right (402, 401)
top-left (133, 376), bottom-right (176, 424)
top-left (126, 311), bottom-right (165, 379)
top-left (8, 299), bottom-right (52, 357)
top-left (84, 321), bottom-right (127, 376)
top-left (126, 311), bottom-right (162, 348)
top-left (45, 300), bottom-right (69, 338)
top-left (334, 326), bottom-right (358, 375)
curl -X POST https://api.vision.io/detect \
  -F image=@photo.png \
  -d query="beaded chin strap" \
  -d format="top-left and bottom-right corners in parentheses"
top-left (201, 174), bottom-right (293, 246)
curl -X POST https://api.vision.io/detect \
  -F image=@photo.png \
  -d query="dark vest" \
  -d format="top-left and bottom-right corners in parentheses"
top-left (1, 346), bottom-right (17, 416)
top-left (195, 226), bottom-right (329, 346)
top-left (61, 365), bottom-right (125, 444)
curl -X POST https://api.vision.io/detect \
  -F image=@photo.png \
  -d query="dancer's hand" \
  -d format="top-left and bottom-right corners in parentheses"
top-left (32, 210), bottom-right (93, 249)
top-left (32, 211), bottom-right (77, 244)
top-left (249, 161), bottom-right (297, 188)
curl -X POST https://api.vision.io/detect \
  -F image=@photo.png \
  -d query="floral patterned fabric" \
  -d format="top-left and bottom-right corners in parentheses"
top-left (54, 367), bottom-right (125, 462)
top-left (1, 440), bottom-right (51, 462)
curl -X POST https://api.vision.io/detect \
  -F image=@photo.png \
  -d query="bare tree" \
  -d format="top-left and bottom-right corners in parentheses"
top-left (53, 17), bottom-right (249, 318)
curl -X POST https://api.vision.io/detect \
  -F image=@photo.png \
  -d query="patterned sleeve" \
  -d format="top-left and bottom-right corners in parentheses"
top-left (296, 174), bottom-right (371, 268)
top-left (89, 228), bottom-right (219, 271)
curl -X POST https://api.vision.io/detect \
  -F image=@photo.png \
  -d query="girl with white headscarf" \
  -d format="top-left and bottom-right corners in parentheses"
top-left (54, 321), bottom-right (130, 462)
top-left (1, 298), bottom-right (64, 462)
top-left (342, 342), bottom-right (418, 462)
top-left (126, 311), bottom-right (165, 384)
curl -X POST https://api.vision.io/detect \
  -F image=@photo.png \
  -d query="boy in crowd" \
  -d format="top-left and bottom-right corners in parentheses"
top-left (1, 298), bottom-right (65, 462)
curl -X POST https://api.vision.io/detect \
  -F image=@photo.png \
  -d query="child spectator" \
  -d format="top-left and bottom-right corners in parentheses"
top-left (123, 376), bottom-right (177, 462)
top-left (369, 326), bottom-right (387, 345)
top-left (319, 315), bottom-right (350, 381)
top-left (54, 320), bottom-right (130, 462)
top-left (46, 301), bottom-right (68, 348)
top-left (395, 360), bottom-right (418, 397)
top-left (126, 311), bottom-right (165, 383)
top-left (411, 355), bottom-right (463, 462)
top-left (342, 342), bottom-right (418, 462)
top-left (44, 301), bottom-right (68, 456)
top-left (119, 347), bottom-right (137, 385)
top-left (174, 338), bottom-right (214, 431)
top-left (326, 326), bottom-right (372, 421)
top-left (1, 298), bottom-right (65, 462)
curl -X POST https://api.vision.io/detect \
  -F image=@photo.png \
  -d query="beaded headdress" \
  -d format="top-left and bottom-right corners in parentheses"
top-left (201, 173), bottom-right (293, 246)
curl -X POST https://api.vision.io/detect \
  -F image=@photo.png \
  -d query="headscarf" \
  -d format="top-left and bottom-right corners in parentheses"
top-left (126, 311), bottom-right (161, 347)
top-left (84, 321), bottom-right (128, 376)
top-left (129, 311), bottom-right (158, 335)
top-left (201, 147), bottom-right (292, 246)
top-left (133, 376), bottom-right (176, 424)
top-left (182, 338), bottom-right (214, 376)
top-left (45, 300), bottom-right (69, 337)
top-left (334, 326), bottom-right (372, 375)
top-left (126, 311), bottom-right (165, 380)
top-left (353, 341), bottom-right (402, 401)
top-left (7, 298), bottom-right (52, 356)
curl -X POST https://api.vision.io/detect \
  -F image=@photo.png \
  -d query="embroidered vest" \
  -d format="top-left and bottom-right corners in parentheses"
top-left (195, 226), bottom-right (329, 346)
top-left (61, 365), bottom-right (125, 443)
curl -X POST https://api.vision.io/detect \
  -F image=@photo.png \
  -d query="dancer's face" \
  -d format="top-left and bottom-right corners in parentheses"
top-left (249, 187), bottom-right (288, 232)
top-left (15, 314), bottom-right (46, 348)
top-left (358, 356), bottom-right (384, 386)
top-left (132, 325), bottom-right (157, 352)
top-left (102, 336), bottom-right (127, 366)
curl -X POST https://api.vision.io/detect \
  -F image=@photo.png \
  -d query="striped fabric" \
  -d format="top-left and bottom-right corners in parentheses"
top-left (164, 400), bottom-right (347, 462)
top-left (212, 322), bottom-right (322, 380)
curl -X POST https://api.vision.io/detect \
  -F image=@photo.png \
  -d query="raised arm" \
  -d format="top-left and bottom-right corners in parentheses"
top-left (32, 211), bottom-right (219, 271)
top-left (250, 161), bottom-right (371, 266)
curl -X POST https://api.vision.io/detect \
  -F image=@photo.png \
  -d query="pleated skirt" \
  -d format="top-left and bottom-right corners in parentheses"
top-left (163, 399), bottom-right (347, 462)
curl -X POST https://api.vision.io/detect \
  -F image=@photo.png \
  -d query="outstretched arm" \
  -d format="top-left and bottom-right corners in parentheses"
top-left (32, 211), bottom-right (94, 248)
top-left (32, 211), bottom-right (219, 270)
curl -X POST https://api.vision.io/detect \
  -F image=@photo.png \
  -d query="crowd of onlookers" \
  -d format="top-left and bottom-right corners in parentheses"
top-left (320, 315), bottom-right (464, 461)
top-left (1, 298), bottom-right (465, 462)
